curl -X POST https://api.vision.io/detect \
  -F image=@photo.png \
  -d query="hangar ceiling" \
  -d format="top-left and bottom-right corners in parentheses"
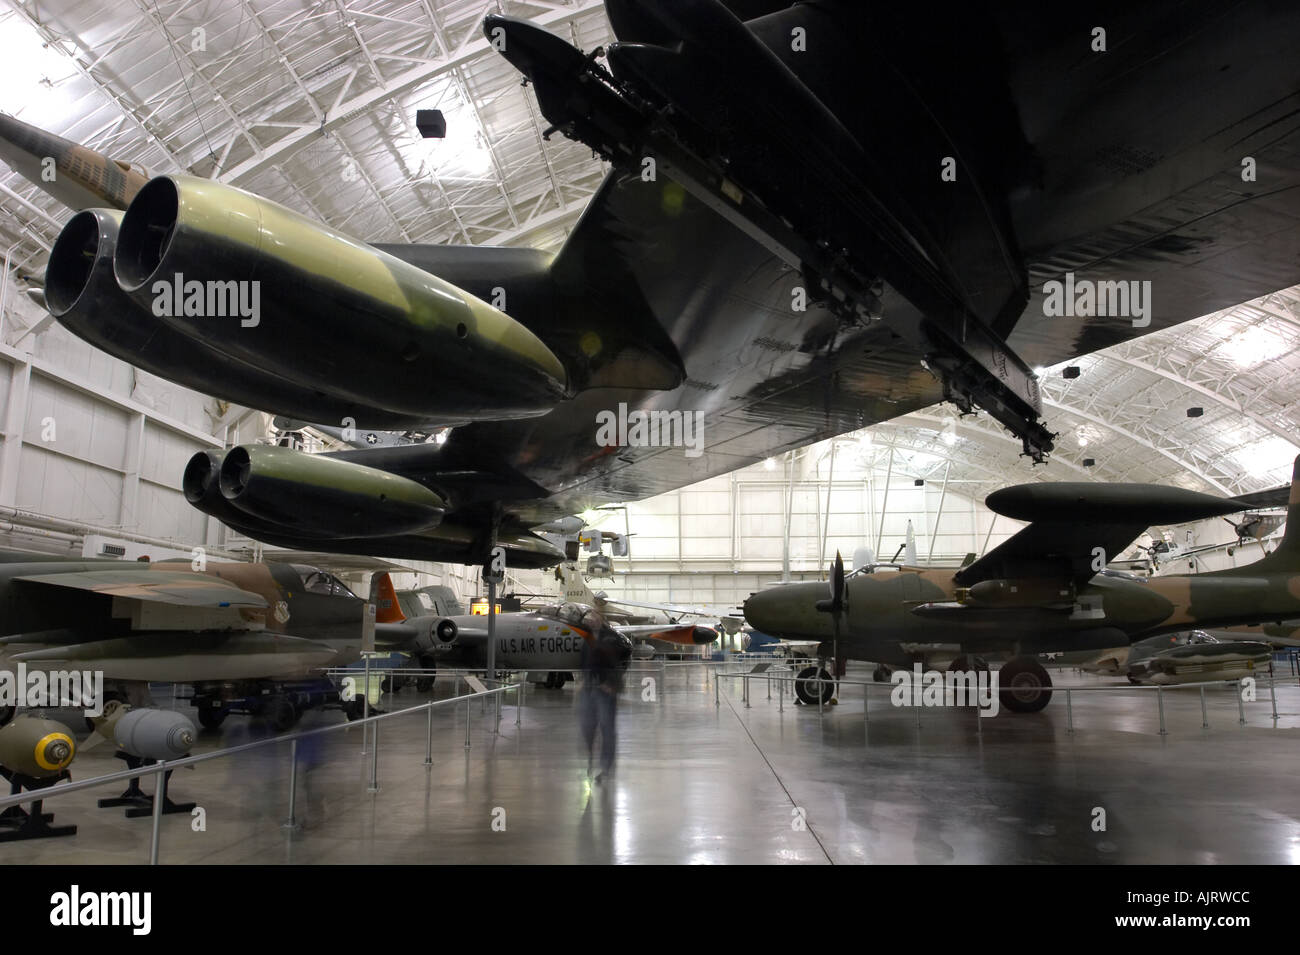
top-left (1, 0), bottom-right (1297, 503)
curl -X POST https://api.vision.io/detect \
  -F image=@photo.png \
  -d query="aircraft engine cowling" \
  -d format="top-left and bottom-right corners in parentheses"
top-left (113, 175), bottom-right (568, 420)
top-left (43, 209), bottom-right (432, 431)
top-left (207, 445), bottom-right (446, 539)
top-left (184, 446), bottom-right (446, 539)
top-left (434, 619), bottom-right (459, 645)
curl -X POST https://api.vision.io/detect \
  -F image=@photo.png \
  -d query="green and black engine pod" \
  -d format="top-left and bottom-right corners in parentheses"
top-left (215, 445), bottom-right (447, 539)
top-left (113, 174), bottom-right (568, 420)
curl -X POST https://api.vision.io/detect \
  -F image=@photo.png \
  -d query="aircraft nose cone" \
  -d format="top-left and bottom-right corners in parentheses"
top-left (744, 587), bottom-right (799, 636)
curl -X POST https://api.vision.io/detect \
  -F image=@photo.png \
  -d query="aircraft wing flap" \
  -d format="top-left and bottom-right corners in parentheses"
top-left (13, 571), bottom-right (268, 609)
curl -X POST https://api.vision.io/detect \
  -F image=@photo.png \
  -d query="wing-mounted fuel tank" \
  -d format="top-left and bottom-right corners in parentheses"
top-left (109, 175), bottom-right (567, 422)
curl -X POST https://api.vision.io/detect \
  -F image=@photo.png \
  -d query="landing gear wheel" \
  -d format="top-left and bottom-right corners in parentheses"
top-left (998, 657), bottom-right (1053, 714)
top-left (85, 690), bottom-right (126, 732)
top-left (196, 704), bottom-right (228, 731)
top-left (0, 704), bottom-right (14, 727)
top-left (794, 666), bottom-right (834, 706)
top-left (344, 700), bottom-right (366, 721)
top-left (266, 697), bottom-right (298, 733)
top-left (415, 657), bottom-right (436, 692)
top-left (872, 665), bottom-right (891, 683)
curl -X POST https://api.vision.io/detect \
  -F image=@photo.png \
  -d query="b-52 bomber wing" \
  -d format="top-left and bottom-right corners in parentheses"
top-left (9, 0), bottom-right (1300, 569)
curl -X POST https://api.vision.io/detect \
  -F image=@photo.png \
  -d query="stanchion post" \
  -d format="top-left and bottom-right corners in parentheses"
top-left (149, 763), bottom-right (166, 865)
top-left (1157, 686), bottom-right (1167, 736)
top-left (425, 704), bottom-right (434, 767)
top-left (368, 719), bottom-right (380, 793)
top-left (284, 738), bottom-right (300, 828)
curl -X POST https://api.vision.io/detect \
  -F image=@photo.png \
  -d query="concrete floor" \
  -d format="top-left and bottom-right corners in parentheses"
top-left (3, 662), bottom-right (1299, 864)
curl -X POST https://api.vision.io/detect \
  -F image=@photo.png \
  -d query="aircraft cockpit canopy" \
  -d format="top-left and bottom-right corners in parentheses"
top-left (290, 564), bottom-right (358, 598)
top-left (552, 601), bottom-right (605, 632)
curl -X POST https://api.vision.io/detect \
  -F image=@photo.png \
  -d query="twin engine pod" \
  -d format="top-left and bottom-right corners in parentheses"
top-left (109, 174), bottom-right (567, 420)
top-left (0, 715), bottom-right (76, 778)
top-left (184, 444), bottom-right (446, 539)
top-left (44, 174), bottom-right (568, 426)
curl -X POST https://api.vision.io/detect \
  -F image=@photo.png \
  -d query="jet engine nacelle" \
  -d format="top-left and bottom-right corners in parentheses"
top-left (184, 445), bottom-right (446, 539)
top-left (113, 175), bottom-right (567, 421)
top-left (432, 618), bottom-right (460, 648)
top-left (0, 715), bottom-right (76, 778)
top-left (44, 209), bottom-right (432, 431)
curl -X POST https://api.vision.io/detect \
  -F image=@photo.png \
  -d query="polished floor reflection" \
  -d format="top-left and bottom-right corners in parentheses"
top-left (3, 662), bottom-right (1298, 864)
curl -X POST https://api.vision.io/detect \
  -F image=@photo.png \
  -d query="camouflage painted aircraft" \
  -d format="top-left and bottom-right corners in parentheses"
top-left (0, 552), bottom-right (413, 729)
top-left (744, 456), bottom-right (1300, 713)
top-left (5, 0), bottom-right (1300, 573)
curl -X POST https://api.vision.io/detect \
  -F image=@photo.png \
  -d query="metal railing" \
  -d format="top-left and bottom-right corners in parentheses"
top-left (714, 666), bottom-right (1297, 734)
top-left (0, 682), bottom-right (520, 864)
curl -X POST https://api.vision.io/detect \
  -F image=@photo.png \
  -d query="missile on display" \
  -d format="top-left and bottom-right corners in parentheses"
top-left (0, 715), bottom-right (76, 778)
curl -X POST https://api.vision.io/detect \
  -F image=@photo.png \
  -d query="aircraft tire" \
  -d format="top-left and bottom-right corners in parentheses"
top-left (267, 697), bottom-right (298, 733)
top-left (197, 704), bottom-right (228, 731)
top-left (794, 666), bottom-right (834, 705)
top-left (872, 665), bottom-right (890, 683)
top-left (416, 656), bottom-right (437, 692)
top-left (0, 704), bottom-right (14, 727)
top-left (998, 657), bottom-right (1052, 713)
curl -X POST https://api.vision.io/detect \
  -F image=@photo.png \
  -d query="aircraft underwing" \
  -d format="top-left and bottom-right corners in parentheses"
top-left (3, 1), bottom-right (1300, 567)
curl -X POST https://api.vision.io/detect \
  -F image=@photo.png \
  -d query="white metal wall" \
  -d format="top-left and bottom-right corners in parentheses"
top-left (1, 292), bottom-right (226, 552)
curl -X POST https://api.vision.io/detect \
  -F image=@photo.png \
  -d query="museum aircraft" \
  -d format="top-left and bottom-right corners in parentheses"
top-left (4, 0), bottom-right (1300, 572)
top-left (743, 456), bottom-right (1300, 713)
top-left (384, 596), bottom-right (714, 688)
top-left (0, 552), bottom-right (435, 730)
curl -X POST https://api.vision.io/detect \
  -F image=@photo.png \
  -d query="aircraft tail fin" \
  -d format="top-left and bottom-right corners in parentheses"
top-left (1255, 455), bottom-right (1300, 571)
top-left (556, 561), bottom-right (597, 605)
top-left (371, 572), bottom-right (405, 623)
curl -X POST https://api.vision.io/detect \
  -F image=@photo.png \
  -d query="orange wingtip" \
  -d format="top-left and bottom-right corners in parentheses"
top-left (373, 572), bottom-right (405, 623)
